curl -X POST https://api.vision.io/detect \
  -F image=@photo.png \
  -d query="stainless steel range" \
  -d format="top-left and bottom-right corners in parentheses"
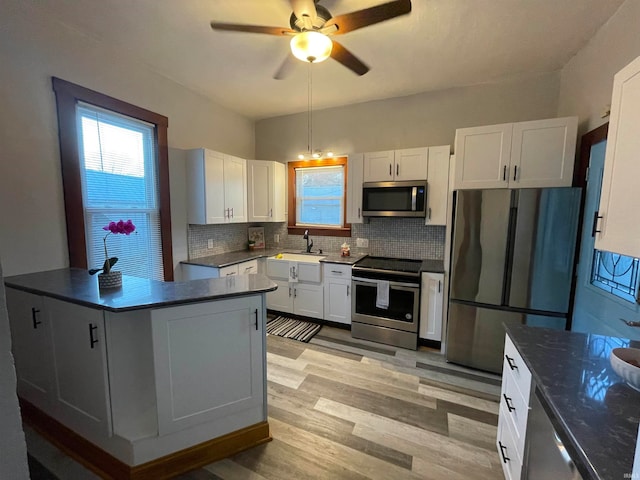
top-left (351, 256), bottom-right (422, 350)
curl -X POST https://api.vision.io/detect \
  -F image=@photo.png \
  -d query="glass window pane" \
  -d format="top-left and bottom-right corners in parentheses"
top-left (295, 165), bottom-right (344, 227)
top-left (590, 250), bottom-right (640, 303)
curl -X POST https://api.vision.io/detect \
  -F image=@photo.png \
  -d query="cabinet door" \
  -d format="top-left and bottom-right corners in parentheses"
top-left (363, 151), bottom-right (394, 182)
top-left (187, 149), bottom-right (225, 224)
top-left (224, 155), bottom-right (248, 223)
top-left (347, 153), bottom-right (364, 224)
top-left (395, 147), bottom-right (428, 181)
top-left (425, 146), bottom-right (450, 225)
top-left (151, 296), bottom-right (264, 435)
top-left (454, 123), bottom-right (512, 190)
top-left (47, 298), bottom-right (112, 437)
top-left (419, 273), bottom-right (444, 341)
top-left (6, 288), bottom-right (54, 411)
top-left (272, 161), bottom-right (286, 222)
top-left (267, 279), bottom-right (293, 313)
top-left (247, 160), bottom-right (273, 222)
top-left (323, 278), bottom-right (351, 324)
top-left (293, 283), bottom-right (324, 318)
top-left (510, 117), bottom-right (577, 188)
top-left (596, 55), bottom-right (640, 258)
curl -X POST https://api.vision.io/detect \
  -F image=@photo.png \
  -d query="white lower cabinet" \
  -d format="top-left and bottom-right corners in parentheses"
top-left (6, 288), bottom-right (111, 437)
top-left (323, 263), bottom-right (352, 325)
top-left (497, 335), bottom-right (533, 480)
top-left (293, 283), bottom-right (324, 318)
top-left (419, 272), bottom-right (444, 341)
top-left (47, 298), bottom-right (112, 437)
top-left (6, 288), bottom-right (54, 411)
top-left (267, 279), bottom-right (294, 313)
top-left (266, 258), bottom-right (324, 319)
top-left (151, 296), bottom-right (264, 435)
top-left (181, 259), bottom-right (258, 280)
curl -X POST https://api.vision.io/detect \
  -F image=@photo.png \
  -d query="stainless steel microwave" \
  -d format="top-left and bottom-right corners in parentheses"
top-left (362, 180), bottom-right (427, 217)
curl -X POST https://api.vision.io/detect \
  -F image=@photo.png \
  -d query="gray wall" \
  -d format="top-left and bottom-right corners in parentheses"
top-left (255, 72), bottom-right (561, 161)
top-left (558, 0), bottom-right (640, 134)
top-left (0, 262), bottom-right (29, 479)
top-left (0, 1), bottom-right (255, 277)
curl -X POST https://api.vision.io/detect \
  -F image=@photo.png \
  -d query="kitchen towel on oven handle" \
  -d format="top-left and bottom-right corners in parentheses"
top-left (376, 280), bottom-right (389, 309)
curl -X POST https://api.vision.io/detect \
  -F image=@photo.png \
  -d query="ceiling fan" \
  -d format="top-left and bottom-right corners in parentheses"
top-left (210, 0), bottom-right (412, 79)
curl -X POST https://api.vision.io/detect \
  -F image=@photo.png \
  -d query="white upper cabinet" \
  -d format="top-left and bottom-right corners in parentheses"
top-left (187, 148), bottom-right (247, 224)
top-left (363, 148), bottom-right (428, 182)
top-left (425, 146), bottom-right (451, 226)
top-left (595, 55), bottom-right (640, 259)
top-left (347, 153), bottom-right (364, 224)
top-left (247, 160), bottom-right (286, 223)
top-left (454, 117), bottom-right (577, 190)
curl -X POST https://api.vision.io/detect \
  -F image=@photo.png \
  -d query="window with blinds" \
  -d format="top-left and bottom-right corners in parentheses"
top-left (77, 103), bottom-right (164, 280)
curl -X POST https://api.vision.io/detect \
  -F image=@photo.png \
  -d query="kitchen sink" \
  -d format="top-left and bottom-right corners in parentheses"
top-left (267, 252), bottom-right (326, 282)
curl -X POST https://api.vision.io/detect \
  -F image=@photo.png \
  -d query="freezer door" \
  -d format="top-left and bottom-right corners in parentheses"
top-left (445, 302), bottom-right (524, 374)
top-left (450, 190), bottom-right (512, 305)
top-left (508, 188), bottom-right (580, 312)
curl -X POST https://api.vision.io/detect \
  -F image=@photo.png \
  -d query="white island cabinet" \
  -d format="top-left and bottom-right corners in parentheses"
top-left (5, 269), bottom-right (275, 480)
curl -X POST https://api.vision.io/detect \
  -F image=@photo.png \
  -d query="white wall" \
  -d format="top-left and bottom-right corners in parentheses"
top-left (0, 262), bottom-right (29, 479)
top-left (255, 72), bottom-right (561, 160)
top-left (558, 0), bottom-right (640, 133)
top-left (0, 1), bottom-right (255, 276)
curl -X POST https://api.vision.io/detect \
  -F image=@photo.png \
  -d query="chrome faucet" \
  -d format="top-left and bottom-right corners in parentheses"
top-left (303, 229), bottom-right (313, 253)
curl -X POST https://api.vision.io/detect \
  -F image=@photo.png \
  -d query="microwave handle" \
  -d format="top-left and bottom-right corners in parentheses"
top-left (411, 187), bottom-right (417, 211)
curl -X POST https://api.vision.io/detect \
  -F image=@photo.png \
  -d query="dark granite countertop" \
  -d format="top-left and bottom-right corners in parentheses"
top-left (182, 249), bottom-right (367, 267)
top-left (505, 324), bottom-right (640, 480)
top-left (5, 268), bottom-right (277, 313)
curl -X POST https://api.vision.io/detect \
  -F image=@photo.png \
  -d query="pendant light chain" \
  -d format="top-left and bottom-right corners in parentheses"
top-left (307, 62), bottom-right (312, 155)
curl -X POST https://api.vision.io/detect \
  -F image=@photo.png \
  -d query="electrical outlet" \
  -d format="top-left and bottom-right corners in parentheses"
top-left (274, 234), bottom-right (280, 243)
top-left (356, 238), bottom-right (369, 248)
top-left (207, 239), bottom-right (214, 249)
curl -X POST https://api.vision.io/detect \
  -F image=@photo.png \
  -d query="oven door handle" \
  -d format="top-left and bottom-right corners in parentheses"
top-left (352, 278), bottom-right (420, 289)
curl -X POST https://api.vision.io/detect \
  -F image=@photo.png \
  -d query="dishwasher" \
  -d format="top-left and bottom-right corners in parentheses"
top-left (526, 388), bottom-right (583, 480)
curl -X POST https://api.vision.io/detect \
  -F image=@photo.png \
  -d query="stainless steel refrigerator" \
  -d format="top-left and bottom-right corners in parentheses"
top-left (446, 188), bottom-right (581, 373)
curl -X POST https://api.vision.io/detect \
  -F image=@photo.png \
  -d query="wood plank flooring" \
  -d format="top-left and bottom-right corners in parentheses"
top-left (26, 325), bottom-right (504, 480)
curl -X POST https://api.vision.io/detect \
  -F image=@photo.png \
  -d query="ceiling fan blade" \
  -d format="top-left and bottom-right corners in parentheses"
top-left (325, 0), bottom-right (411, 35)
top-left (273, 54), bottom-right (298, 80)
top-left (330, 41), bottom-right (370, 76)
top-left (290, 0), bottom-right (318, 22)
top-left (210, 22), bottom-right (295, 36)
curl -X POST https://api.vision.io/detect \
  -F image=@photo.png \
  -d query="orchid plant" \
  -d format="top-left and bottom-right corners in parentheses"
top-left (89, 220), bottom-right (136, 275)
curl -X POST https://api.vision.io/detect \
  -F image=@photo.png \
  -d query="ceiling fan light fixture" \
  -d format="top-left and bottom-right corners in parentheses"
top-left (290, 31), bottom-right (332, 63)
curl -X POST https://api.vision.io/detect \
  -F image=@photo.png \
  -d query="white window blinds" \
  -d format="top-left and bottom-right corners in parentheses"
top-left (77, 102), bottom-right (164, 280)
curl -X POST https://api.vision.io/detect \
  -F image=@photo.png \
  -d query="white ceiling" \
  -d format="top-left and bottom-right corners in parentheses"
top-left (29, 0), bottom-right (624, 120)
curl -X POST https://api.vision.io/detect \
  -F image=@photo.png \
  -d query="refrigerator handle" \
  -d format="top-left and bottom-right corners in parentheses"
top-left (502, 195), bottom-right (518, 305)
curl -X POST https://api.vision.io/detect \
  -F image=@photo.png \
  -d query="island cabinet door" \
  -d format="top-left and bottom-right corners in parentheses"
top-left (6, 288), bottom-right (55, 412)
top-left (46, 298), bottom-right (112, 438)
top-left (151, 296), bottom-right (265, 435)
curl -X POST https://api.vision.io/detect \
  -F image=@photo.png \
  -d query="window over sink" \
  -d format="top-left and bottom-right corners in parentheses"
top-left (287, 157), bottom-right (350, 237)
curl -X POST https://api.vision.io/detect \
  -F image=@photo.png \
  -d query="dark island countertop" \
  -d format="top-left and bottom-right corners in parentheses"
top-left (505, 324), bottom-right (640, 480)
top-left (5, 268), bottom-right (277, 313)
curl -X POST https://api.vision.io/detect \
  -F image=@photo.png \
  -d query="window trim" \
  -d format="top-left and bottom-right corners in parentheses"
top-left (52, 77), bottom-right (174, 280)
top-left (287, 157), bottom-right (351, 237)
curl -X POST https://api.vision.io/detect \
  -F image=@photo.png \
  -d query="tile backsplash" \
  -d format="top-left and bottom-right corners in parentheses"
top-left (188, 218), bottom-right (445, 261)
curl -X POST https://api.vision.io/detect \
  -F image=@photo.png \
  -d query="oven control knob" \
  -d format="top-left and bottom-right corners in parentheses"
top-left (405, 313), bottom-right (412, 320)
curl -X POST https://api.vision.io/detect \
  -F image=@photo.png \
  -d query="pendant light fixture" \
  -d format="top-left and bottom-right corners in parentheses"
top-left (297, 62), bottom-right (333, 160)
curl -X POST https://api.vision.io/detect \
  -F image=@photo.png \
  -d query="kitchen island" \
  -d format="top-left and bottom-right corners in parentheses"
top-left (504, 324), bottom-right (640, 480)
top-left (5, 268), bottom-right (277, 480)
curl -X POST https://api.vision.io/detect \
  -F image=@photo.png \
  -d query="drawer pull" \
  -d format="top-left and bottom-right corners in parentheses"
top-left (505, 355), bottom-right (518, 371)
top-left (331, 270), bottom-right (342, 274)
top-left (498, 441), bottom-right (510, 464)
top-left (503, 393), bottom-right (516, 412)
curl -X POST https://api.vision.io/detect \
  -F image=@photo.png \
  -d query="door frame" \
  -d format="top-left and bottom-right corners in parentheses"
top-left (567, 123), bottom-right (609, 329)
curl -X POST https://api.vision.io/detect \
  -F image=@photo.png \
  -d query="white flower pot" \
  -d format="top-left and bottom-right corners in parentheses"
top-left (98, 271), bottom-right (122, 289)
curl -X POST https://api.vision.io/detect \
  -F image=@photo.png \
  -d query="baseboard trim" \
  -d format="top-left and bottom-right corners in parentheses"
top-left (20, 399), bottom-right (271, 480)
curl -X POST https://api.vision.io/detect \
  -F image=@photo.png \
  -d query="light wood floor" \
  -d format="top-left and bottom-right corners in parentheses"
top-left (26, 326), bottom-right (504, 480)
